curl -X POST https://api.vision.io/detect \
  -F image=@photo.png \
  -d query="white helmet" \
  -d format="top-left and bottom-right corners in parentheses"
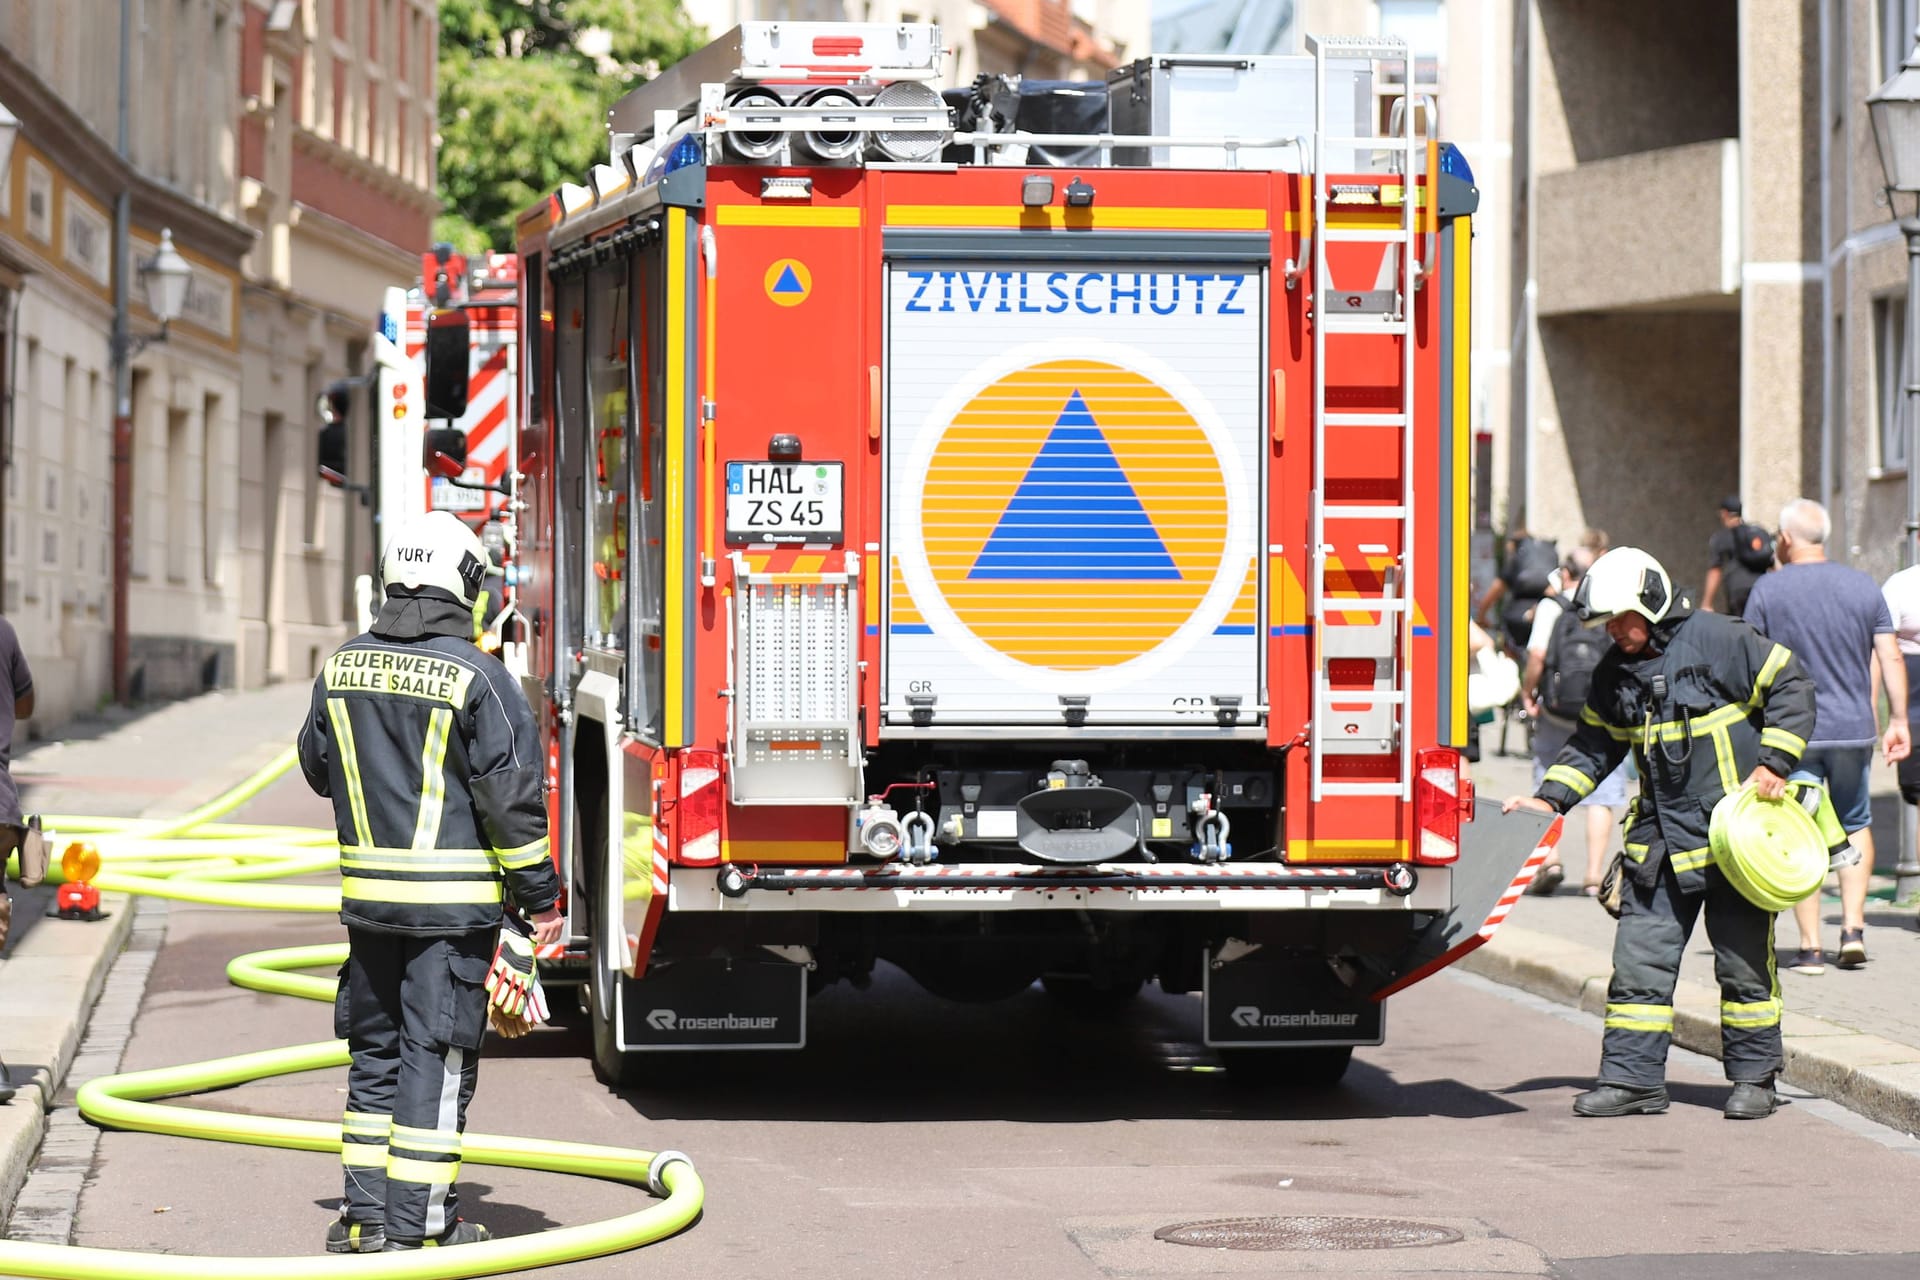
top-left (1570, 546), bottom-right (1673, 627)
top-left (381, 510), bottom-right (489, 607)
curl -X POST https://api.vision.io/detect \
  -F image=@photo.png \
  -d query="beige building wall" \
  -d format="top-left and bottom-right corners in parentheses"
top-left (0, 0), bottom-right (436, 735)
top-left (1828, 0), bottom-right (1920, 583)
top-left (234, 0), bottom-right (435, 688)
top-left (0, 0), bottom-right (252, 730)
top-left (1511, 0), bottom-right (1803, 596)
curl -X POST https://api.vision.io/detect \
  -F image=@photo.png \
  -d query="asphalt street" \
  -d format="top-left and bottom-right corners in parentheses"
top-left (44, 769), bottom-right (1920, 1279)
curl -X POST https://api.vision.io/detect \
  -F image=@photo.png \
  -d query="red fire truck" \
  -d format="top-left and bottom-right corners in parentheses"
top-left (320, 250), bottom-right (523, 652)
top-left (476, 22), bottom-right (1558, 1086)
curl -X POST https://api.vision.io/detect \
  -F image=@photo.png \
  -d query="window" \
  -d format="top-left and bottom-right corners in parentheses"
top-left (1880, 0), bottom-right (1918, 84)
top-left (628, 248), bottom-right (667, 743)
top-left (203, 392), bottom-right (225, 584)
top-left (1876, 293), bottom-right (1910, 473)
top-left (166, 405), bottom-right (190, 582)
top-left (584, 259), bottom-right (631, 654)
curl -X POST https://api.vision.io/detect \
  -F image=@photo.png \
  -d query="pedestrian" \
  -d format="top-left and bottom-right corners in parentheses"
top-left (1741, 499), bottom-right (1910, 973)
top-left (0, 612), bottom-right (31, 1104)
top-left (1882, 554), bottom-right (1920, 914)
top-left (298, 511), bottom-right (563, 1253)
top-left (1476, 527), bottom-right (1559, 656)
top-left (1519, 548), bottom-right (1630, 896)
top-left (1503, 546), bottom-right (1818, 1119)
top-left (1701, 496), bottom-right (1774, 617)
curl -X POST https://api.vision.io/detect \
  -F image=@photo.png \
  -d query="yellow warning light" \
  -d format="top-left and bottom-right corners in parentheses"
top-left (62, 841), bottom-right (101, 883)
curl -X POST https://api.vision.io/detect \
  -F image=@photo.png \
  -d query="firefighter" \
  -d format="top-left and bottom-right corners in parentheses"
top-left (298, 510), bottom-right (563, 1252)
top-left (1503, 547), bottom-right (1820, 1120)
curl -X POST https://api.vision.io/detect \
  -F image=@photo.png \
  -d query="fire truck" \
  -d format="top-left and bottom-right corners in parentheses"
top-left (468, 22), bottom-right (1559, 1087)
top-left (320, 250), bottom-right (523, 650)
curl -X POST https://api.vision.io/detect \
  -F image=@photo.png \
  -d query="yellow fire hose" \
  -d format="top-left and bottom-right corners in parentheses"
top-left (0, 747), bottom-right (704, 1279)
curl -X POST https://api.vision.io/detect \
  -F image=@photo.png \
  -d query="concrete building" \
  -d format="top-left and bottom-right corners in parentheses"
top-left (0, 0), bottom-right (251, 728)
top-left (234, 0), bottom-right (436, 689)
top-left (0, 0), bottom-right (432, 736)
top-left (678, 1), bottom-right (1149, 87)
top-left (1507, 0), bottom-right (1917, 594)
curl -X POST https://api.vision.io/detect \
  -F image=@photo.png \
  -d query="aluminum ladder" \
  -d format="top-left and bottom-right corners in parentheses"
top-left (1303, 34), bottom-right (1420, 803)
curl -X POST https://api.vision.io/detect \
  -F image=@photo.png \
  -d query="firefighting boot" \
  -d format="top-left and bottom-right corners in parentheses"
top-left (384, 1219), bottom-right (491, 1250)
top-left (324, 1217), bottom-right (386, 1253)
top-left (1723, 1078), bottom-right (1780, 1120)
top-left (1572, 1082), bottom-right (1670, 1116)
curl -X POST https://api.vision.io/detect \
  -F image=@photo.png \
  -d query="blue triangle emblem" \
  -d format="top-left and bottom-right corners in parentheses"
top-left (968, 391), bottom-right (1180, 580)
top-left (772, 265), bottom-right (805, 294)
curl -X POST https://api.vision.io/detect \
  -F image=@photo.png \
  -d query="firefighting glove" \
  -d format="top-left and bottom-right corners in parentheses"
top-left (485, 927), bottom-right (548, 1024)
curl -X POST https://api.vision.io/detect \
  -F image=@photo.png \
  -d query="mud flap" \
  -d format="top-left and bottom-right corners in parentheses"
top-left (618, 956), bottom-right (807, 1050)
top-left (1367, 800), bottom-right (1563, 1000)
top-left (1203, 951), bottom-right (1385, 1048)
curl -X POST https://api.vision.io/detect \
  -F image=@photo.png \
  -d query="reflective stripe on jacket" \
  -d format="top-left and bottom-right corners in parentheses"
top-left (297, 630), bottom-right (561, 935)
top-left (1536, 609), bottom-right (1815, 894)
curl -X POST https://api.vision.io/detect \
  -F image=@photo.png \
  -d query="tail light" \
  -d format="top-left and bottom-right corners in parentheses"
top-left (675, 749), bottom-right (724, 866)
top-left (1413, 746), bottom-right (1474, 865)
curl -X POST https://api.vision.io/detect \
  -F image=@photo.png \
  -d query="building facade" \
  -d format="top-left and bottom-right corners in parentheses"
top-left (0, 0), bottom-right (432, 737)
top-left (235, 0), bottom-right (435, 689)
top-left (1504, 0), bottom-right (1918, 594)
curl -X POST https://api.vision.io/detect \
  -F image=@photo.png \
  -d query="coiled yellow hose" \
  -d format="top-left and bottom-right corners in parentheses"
top-left (0, 746), bottom-right (703, 1278)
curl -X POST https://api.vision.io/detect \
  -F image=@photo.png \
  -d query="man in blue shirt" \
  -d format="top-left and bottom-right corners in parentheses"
top-left (1743, 499), bottom-right (1910, 972)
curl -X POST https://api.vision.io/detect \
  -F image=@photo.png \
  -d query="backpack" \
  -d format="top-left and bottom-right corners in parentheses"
top-left (1540, 598), bottom-right (1608, 721)
top-left (1505, 537), bottom-right (1559, 598)
top-left (1731, 522), bottom-right (1774, 572)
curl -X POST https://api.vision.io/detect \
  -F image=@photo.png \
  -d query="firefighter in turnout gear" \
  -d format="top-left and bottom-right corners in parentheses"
top-left (298, 511), bottom-right (564, 1252)
top-left (1504, 547), bottom-right (1819, 1120)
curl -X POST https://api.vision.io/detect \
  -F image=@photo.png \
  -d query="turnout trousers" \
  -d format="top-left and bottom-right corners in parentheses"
top-left (335, 927), bottom-right (493, 1244)
top-left (1599, 859), bottom-right (1782, 1089)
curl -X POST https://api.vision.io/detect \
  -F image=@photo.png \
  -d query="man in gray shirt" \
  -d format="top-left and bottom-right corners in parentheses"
top-left (0, 615), bottom-right (30, 1103)
top-left (1744, 499), bottom-right (1910, 972)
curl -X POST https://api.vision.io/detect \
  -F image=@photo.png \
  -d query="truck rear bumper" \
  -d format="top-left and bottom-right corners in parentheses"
top-left (669, 860), bottom-right (1449, 913)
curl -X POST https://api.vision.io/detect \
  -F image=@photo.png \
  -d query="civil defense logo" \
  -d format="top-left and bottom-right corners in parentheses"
top-left (896, 351), bottom-right (1250, 679)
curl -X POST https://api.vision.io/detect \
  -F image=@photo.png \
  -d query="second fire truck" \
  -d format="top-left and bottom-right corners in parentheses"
top-left (429, 22), bottom-right (1558, 1087)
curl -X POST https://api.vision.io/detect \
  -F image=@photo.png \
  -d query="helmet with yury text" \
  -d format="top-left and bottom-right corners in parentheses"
top-left (380, 510), bottom-right (489, 608)
top-left (1570, 546), bottom-right (1672, 627)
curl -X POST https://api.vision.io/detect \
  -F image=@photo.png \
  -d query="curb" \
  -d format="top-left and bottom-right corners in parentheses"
top-left (1463, 924), bottom-right (1920, 1134)
top-left (0, 893), bottom-right (134, 1225)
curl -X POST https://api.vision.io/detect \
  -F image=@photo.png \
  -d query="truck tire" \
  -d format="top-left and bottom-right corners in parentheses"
top-left (1220, 1045), bottom-right (1353, 1089)
top-left (1039, 974), bottom-right (1143, 1015)
top-left (576, 791), bottom-right (644, 1088)
top-left (588, 961), bottom-right (644, 1088)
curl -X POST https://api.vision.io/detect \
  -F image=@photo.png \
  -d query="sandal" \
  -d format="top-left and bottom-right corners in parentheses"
top-left (1528, 863), bottom-right (1565, 896)
top-left (1581, 882), bottom-right (1602, 897)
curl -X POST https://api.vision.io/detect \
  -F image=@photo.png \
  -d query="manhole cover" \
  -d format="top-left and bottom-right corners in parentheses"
top-left (1154, 1215), bottom-right (1465, 1251)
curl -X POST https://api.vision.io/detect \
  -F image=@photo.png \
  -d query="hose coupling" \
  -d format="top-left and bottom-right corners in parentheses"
top-left (647, 1149), bottom-right (695, 1198)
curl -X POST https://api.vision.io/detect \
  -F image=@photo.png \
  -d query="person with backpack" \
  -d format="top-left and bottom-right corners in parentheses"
top-left (1520, 548), bottom-right (1632, 895)
top-left (1477, 528), bottom-right (1560, 655)
top-left (1702, 496), bottom-right (1774, 618)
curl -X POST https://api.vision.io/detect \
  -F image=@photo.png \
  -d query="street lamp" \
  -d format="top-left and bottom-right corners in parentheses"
top-left (107, 222), bottom-right (192, 709)
top-left (1869, 26), bottom-right (1920, 894)
top-left (112, 228), bottom-right (192, 361)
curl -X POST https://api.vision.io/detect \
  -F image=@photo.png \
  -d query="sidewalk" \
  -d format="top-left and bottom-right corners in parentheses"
top-left (0, 681), bottom-right (314, 1226)
top-left (1468, 733), bottom-right (1920, 1132)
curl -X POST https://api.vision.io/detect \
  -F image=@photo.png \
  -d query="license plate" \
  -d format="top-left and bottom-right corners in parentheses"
top-left (726, 461), bottom-right (843, 545)
top-left (430, 472), bottom-right (487, 512)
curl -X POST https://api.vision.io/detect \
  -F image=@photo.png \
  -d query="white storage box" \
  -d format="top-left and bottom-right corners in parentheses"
top-left (1106, 55), bottom-right (1373, 172)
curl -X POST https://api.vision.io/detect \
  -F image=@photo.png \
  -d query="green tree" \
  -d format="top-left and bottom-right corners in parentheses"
top-left (435, 0), bottom-right (706, 252)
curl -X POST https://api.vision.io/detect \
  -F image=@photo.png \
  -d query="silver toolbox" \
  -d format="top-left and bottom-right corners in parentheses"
top-left (1106, 54), bottom-right (1373, 171)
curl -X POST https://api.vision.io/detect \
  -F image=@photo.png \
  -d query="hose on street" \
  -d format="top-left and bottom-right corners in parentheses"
top-left (0, 747), bottom-right (703, 1279)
